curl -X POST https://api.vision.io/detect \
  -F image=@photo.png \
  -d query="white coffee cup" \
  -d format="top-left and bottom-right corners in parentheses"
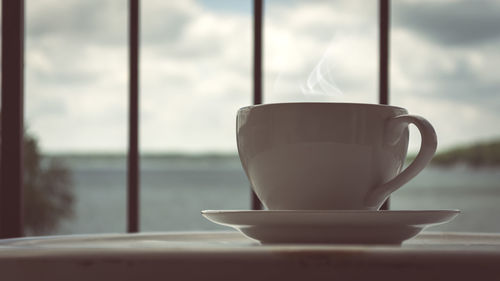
top-left (236, 103), bottom-right (437, 210)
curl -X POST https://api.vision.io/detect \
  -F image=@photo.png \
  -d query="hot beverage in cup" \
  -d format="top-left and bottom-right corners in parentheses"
top-left (236, 103), bottom-right (437, 210)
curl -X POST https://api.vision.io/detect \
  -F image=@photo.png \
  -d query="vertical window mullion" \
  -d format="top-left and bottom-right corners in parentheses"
top-left (251, 0), bottom-right (263, 210)
top-left (127, 0), bottom-right (140, 233)
top-left (0, 0), bottom-right (25, 238)
top-left (379, 0), bottom-right (390, 210)
top-left (379, 0), bottom-right (390, 105)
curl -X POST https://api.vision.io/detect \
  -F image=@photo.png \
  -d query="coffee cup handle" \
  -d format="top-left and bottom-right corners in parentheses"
top-left (365, 114), bottom-right (438, 209)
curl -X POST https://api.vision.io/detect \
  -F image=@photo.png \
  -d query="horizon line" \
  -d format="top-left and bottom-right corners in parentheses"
top-left (43, 151), bottom-right (239, 156)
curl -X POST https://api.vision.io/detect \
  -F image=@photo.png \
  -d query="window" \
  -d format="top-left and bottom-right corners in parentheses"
top-left (2, 0), bottom-right (499, 236)
top-left (23, 0), bottom-right (254, 235)
top-left (25, 0), bottom-right (129, 234)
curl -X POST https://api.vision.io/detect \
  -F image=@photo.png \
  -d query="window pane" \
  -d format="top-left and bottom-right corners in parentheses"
top-left (25, 0), bottom-right (128, 235)
top-left (390, 0), bottom-right (500, 232)
top-left (140, 0), bottom-right (252, 231)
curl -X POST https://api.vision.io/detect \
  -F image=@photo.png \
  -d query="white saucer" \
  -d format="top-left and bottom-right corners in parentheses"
top-left (201, 210), bottom-right (460, 245)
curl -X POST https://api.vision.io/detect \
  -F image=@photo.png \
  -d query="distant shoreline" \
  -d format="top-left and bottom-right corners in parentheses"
top-left (44, 139), bottom-right (500, 168)
top-left (45, 152), bottom-right (240, 161)
top-left (430, 139), bottom-right (500, 167)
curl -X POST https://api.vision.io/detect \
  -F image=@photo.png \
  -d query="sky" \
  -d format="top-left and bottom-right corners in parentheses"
top-left (23, 0), bottom-right (500, 154)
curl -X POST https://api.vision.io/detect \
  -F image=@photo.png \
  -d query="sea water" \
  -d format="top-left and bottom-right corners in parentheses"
top-left (53, 155), bottom-right (500, 235)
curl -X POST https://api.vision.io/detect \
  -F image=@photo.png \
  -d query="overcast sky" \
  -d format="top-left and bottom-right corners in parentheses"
top-left (24, 0), bottom-right (500, 153)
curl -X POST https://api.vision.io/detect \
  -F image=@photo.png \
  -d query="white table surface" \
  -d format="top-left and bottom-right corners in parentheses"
top-left (1, 231), bottom-right (500, 281)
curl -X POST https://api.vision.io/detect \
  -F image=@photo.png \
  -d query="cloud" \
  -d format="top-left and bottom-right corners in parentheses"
top-left (138, 1), bottom-right (252, 152)
top-left (390, 25), bottom-right (500, 107)
top-left (264, 0), bottom-right (379, 104)
top-left (393, 94), bottom-right (500, 152)
top-left (390, 25), bottom-right (500, 150)
top-left (24, 0), bottom-right (500, 153)
top-left (27, 0), bottom-right (127, 45)
top-left (393, 0), bottom-right (500, 46)
top-left (141, 0), bottom-right (200, 45)
top-left (25, 0), bottom-right (129, 152)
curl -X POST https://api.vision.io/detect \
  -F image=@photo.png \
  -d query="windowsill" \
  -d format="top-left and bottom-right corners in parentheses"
top-left (0, 231), bottom-right (499, 280)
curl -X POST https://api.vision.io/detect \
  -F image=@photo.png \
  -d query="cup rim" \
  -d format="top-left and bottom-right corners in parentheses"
top-left (238, 102), bottom-right (406, 112)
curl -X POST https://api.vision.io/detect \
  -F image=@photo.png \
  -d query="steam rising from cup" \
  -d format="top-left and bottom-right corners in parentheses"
top-left (300, 46), bottom-right (343, 97)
